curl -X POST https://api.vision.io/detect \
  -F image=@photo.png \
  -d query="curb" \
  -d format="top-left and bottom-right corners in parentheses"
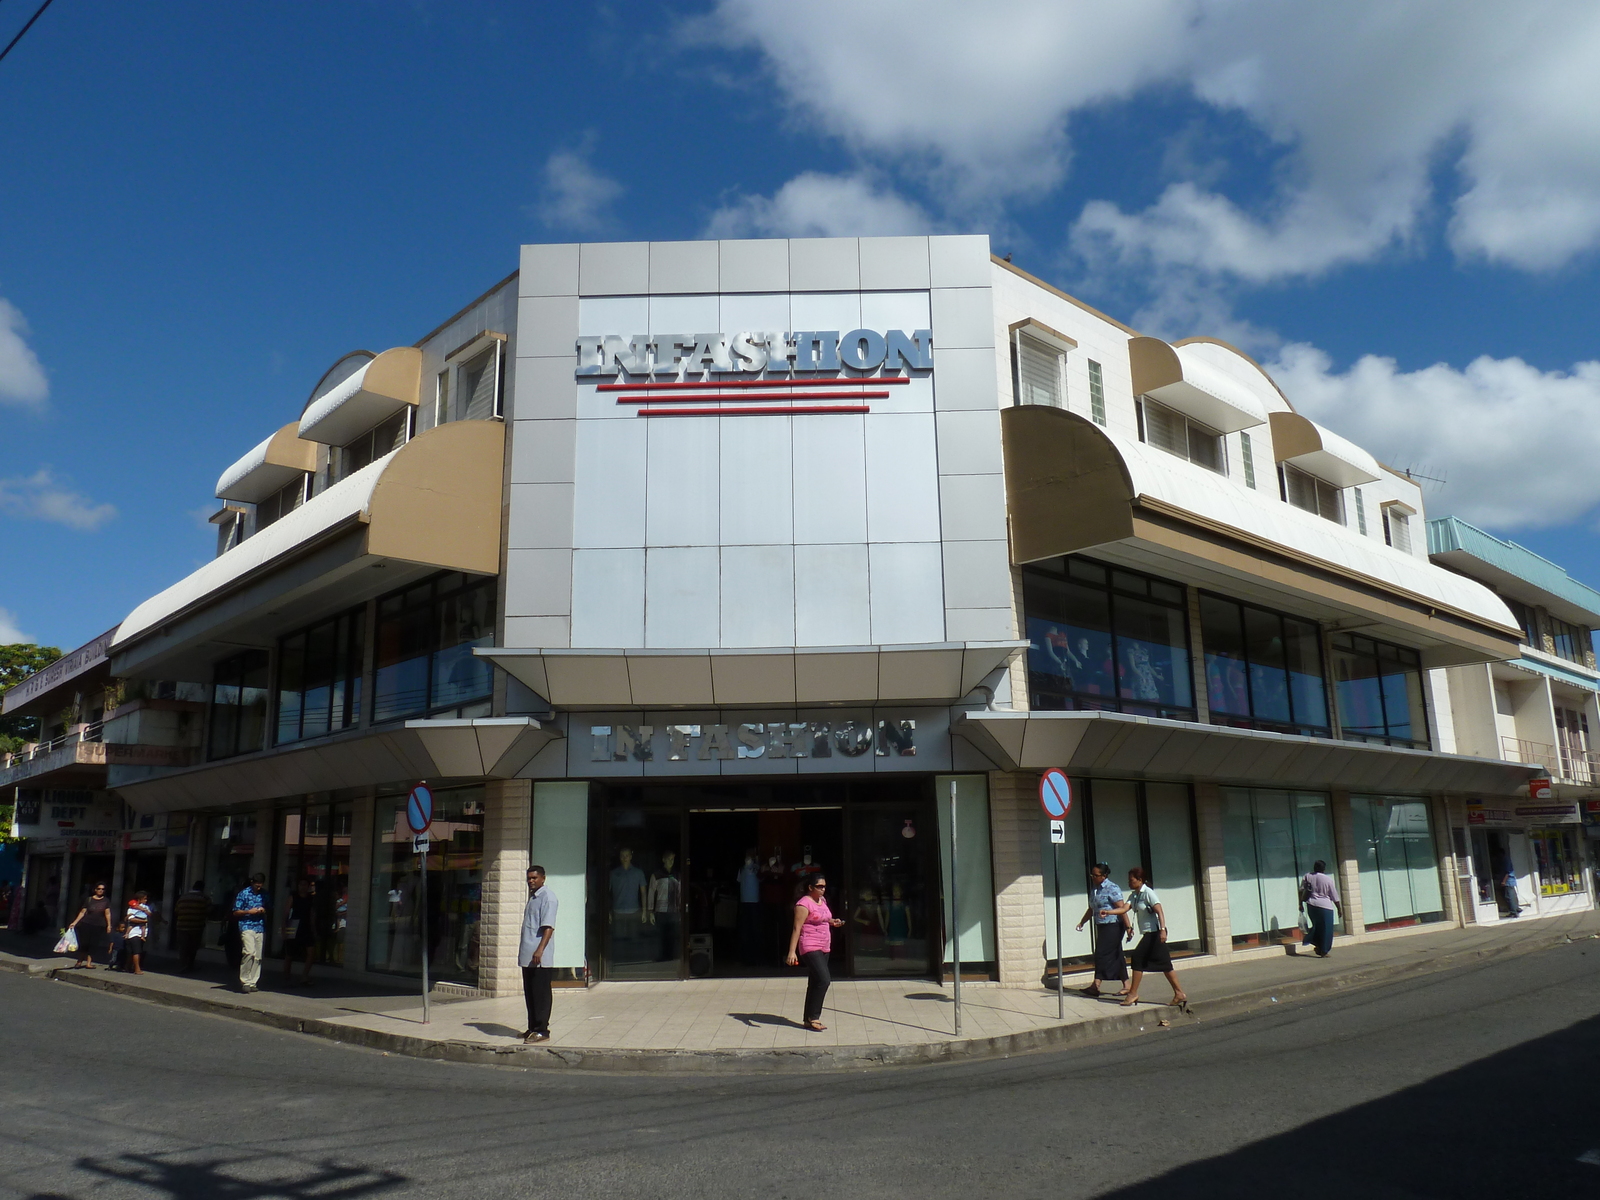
top-left (6, 925), bottom-right (1585, 1073)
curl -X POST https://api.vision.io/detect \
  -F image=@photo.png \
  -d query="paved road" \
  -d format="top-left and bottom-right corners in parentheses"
top-left (3, 940), bottom-right (1598, 1200)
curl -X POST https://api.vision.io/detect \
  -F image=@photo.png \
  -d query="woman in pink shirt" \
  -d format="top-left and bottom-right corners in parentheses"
top-left (785, 875), bottom-right (844, 1031)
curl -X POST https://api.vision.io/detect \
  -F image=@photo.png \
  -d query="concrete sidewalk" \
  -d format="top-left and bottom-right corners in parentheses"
top-left (4, 911), bottom-right (1594, 1072)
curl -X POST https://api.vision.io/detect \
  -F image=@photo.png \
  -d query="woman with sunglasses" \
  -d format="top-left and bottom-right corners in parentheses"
top-left (68, 882), bottom-right (112, 969)
top-left (785, 875), bottom-right (844, 1031)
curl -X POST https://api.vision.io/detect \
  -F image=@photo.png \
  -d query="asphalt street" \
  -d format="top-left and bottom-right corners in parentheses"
top-left (3, 940), bottom-right (1598, 1200)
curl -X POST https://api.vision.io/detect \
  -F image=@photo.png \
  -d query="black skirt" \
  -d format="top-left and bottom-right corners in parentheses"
top-left (76, 924), bottom-right (108, 961)
top-left (1092, 921), bottom-right (1128, 982)
top-left (1129, 930), bottom-right (1173, 972)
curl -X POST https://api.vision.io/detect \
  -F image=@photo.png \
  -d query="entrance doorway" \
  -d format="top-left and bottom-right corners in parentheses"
top-left (594, 780), bottom-right (936, 981)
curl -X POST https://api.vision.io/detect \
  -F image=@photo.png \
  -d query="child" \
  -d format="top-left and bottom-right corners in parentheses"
top-left (122, 891), bottom-right (151, 975)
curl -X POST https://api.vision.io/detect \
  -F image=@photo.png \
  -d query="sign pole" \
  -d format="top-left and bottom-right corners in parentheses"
top-left (1053, 841), bottom-right (1064, 1020)
top-left (1038, 768), bottom-right (1074, 1021)
top-left (420, 840), bottom-right (430, 1025)
top-left (949, 777), bottom-right (961, 1037)
top-left (407, 782), bottom-right (435, 1026)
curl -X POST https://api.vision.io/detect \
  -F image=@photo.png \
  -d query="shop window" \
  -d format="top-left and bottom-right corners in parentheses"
top-left (269, 802), bottom-right (352, 964)
top-left (1013, 332), bottom-right (1064, 408)
top-left (1023, 555), bottom-right (1195, 721)
top-left (1140, 396), bottom-right (1225, 474)
top-left (1087, 359), bottom-right (1106, 426)
top-left (372, 572), bottom-right (496, 724)
top-left (1531, 827), bottom-right (1584, 896)
top-left (254, 475), bottom-right (307, 533)
top-left (335, 410), bottom-right (408, 483)
top-left (208, 650), bottom-right (270, 760)
top-left (1041, 779), bottom-right (1204, 968)
top-left (1222, 788), bottom-right (1339, 947)
top-left (368, 786), bottom-right (484, 983)
top-left (203, 813), bottom-right (257, 928)
top-left (1330, 633), bottom-right (1430, 749)
top-left (1201, 595), bottom-right (1330, 737)
top-left (1282, 463), bottom-right (1343, 524)
top-left (276, 608), bottom-right (364, 745)
top-left (1350, 794), bottom-right (1445, 930)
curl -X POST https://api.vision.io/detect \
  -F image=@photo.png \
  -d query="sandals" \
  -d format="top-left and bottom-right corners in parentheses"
top-left (1118, 996), bottom-right (1139, 1007)
top-left (804, 1020), bottom-right (827, 1031)
top-left (1078, 986), bottom-right (1101, 998)
top-left (1168, 994), bottom-right (1190, 1013)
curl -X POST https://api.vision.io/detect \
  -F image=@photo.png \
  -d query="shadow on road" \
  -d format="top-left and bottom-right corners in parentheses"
top-left (1096, 1010), bottom-right (1600, 1196)
top-left (31, 1152), bottom-right (406, 1200)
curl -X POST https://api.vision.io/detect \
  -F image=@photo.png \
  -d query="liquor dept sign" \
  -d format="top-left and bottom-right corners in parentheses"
top-left (575, 329), bottom-right (933, 418)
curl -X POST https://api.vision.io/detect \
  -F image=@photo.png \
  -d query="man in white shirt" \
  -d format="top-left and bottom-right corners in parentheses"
top-left (519, 866), bottom-right (558, 1044)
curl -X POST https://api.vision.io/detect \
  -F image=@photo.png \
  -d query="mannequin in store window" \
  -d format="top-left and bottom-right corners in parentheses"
top-left (790, 847), bottom-right (823, 899)
top-left (737, 849), bottom-right (762, 965)
top-left (609, 848), bottom-right (646, 951)
top-left (647, 850), bottom-right (682, 962)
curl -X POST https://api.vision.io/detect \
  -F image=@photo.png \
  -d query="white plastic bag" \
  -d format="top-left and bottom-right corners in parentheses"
top-left (53, 927), bottom-right (78, 954)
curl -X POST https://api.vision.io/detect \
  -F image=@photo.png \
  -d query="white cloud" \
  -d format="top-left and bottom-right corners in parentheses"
top-left (705, 171), bottom-right (936, 238)
top-left (1267, 344), bottom-right (1600, 531)
top-left (0, 607), bottom-right (33, 644)
top-left (0, 469), bottom-right (117, 531)
top-left (706, 1), bottom-right (1600, 277)
top-left (533, 145), bottom-right (623, 234)
top-left (0, 296), bottom-right (48, 406)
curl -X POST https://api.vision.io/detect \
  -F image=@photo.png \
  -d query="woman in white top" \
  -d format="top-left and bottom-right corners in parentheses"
top-left (1105, 867), bottom-right (1187, 1010)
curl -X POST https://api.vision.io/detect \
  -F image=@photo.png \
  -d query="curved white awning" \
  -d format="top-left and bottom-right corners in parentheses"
top-left (1270, 411), bottom-right (1382, 487)
top-left (298, 346), bottom-right (422, 446)
top-left (215, 423), bottom-right (319, 502)
top-left (1129, 336), bottom-right (1268, 434)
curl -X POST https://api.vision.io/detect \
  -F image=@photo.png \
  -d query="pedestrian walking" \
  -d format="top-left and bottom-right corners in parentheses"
top-left (518, 865), bottom-right (558, 1044)
top-left (785, 874), bottom-right (843, 1031)
top-left (122, 891), bottom-right (152, 975)
top-left (1501, 867), bottom-right (1522, 918)
top-left (232, 873), bottom-right (268, 993)
top-left (67, 882), bottom-right (112, 969)
top-left (1106, 868), bottom-right (1187, 1008)
top-left (172, 881), bottom-right (210, 973)
top-left (1298, 860), bottom-right (1342, 957)
top-left (1075, 862), bottom-right (1129, 998)
top-left (281, 879), bottom-right (319, 986)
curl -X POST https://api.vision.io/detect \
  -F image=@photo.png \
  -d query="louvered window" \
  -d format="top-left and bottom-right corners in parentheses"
top-left (1354, 488), bottom-right (1367, 534)
top-left (1015, 333), bottom-right (1064, 408)
top-left (1140, 397), bottom-right (1225, 475)
top-left (1283, 464), bottom-right (1344, 524)
top-left (1088, 359), bottom-right (1106, 426)
top-left (1383, 508), bottom-right (1412, 554)
top-left (1241, 430), bottom-right (1256, 489)
top-left (458, 346), bottom-right (500, 420)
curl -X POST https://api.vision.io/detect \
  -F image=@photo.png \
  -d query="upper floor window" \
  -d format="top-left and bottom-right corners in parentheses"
top-left (1547, 615), bottom-right (1588, 665)
top-left (1014, 332), bottom-right (1064, 408)
top-left (1383, 506), bottom-right (1413, 554)
top-left (1282, 463), bottom-right (1343, 524)
top-left (1022, 556), bottom-right (1195, 721)
top-left (336, 410), bottom-right (408, 483)
top-left (1139, 397), bottom-right (1225, 474)
top-left (1087, 360), bottom-right (1106, 426)
top-left (277, 608), bottom-right (364, 745)
top-left (1505, 599), bottom-right (1539, 647)
top-left (255, 476), bottom-right (307, 532)
top-left (437, 336), bottom-right (506, 426)
top-left (1330, 633), bottom-right (1429, 749)
top-left (1200, 595), bottom-right (1330, 736)
top-left (372, 572), bottom-right (496, 724)
top-left (209, 650), bottom-right (269, 760)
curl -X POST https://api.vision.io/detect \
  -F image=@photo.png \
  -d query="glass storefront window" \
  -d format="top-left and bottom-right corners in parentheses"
top-left (1350, 794), bottom-right (1444, 930)
top-left (1532, 827), bottom-right (1583, 896)
top-left (1331, 634), bottom-right (1430, 749)
top-left (269, 802), bottom-right (352, 964)
top-left (373, 573), bottom-right (496, 724)
top-left (368, 786), bottom-right (484, 983)
top-left (204, 814), bottom-right (257, 926)
top-left (1222, 789), bottom-right (1339, 947)
top-left (208, 650), bottom-right (269, 760)
top-left (1023, 556), bottom-right (1195, 720)
top-left (1201, 594), bottom-right (1330, 736)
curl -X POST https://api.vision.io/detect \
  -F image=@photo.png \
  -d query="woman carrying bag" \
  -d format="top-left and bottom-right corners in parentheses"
top-left (67, 882), bottom-right (112, 969)
top-left (1298, 860), bottom-right (1341, 957)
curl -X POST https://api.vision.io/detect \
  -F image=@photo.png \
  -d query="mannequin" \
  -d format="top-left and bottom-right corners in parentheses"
top-left (885, 883), bottom-right (913, 960)
top-left (609, 848), bottom-right (646, 952)
top-left (737, 848), bottom-right (762, 965)
top-left (647, 850), bottom-right (682, 963)
top-left (790, 847), bottom-right (823, 899)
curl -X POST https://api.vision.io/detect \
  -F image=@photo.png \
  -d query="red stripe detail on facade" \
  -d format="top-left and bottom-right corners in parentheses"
top-left (619, 391), bottom-right (888, 404)
top-left (636, 405), bottom-right (873, 417)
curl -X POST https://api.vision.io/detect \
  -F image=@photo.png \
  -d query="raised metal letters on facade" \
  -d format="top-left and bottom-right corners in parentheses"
top-left (575, 330), bottom-right (933, 376)
top-left (589, 719), bottom-right (916, 762)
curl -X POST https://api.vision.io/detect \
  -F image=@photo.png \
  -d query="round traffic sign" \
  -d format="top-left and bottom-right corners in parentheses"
top-left (1038, 768), bottom-right (1072, 819)
top-left (406, 783), bottom-right (434, 834)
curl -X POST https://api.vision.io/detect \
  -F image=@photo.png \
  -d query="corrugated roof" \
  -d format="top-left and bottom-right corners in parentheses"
top-left (1428, 515), bottom-right (1600, 626)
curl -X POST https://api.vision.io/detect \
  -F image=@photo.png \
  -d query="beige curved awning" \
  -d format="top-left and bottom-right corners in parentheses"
top-left (1128, 336), bottom-right (1269, 433)
top-left (215, 423), bottom-right (319, 503)
top-left (1269, 411), bottom-right (1382, 486)
top-left (298, 346), bottom-right (423, 446)
top-left (999, 404), bottom-right (1519, 667)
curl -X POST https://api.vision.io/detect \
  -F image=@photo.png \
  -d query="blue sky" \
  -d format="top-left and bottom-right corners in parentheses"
top-left (3, 1), bottom-right (1600, 652)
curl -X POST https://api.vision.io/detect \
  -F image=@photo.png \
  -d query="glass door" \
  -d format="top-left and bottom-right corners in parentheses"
top-left (846, 799), bottom-right (935, 977)
top-left (602, 806), bottom-right (686, 980)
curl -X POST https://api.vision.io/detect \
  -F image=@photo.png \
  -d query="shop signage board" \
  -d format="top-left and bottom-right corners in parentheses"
top-left (1038, 768), bottom-right (1072, 1019)
top-left (1529, 776), bottom-right (1553, 801)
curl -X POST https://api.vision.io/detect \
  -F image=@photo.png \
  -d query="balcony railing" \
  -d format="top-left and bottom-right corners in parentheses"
top-left (0, 720), bottom-right (103, 769)
top-left (1501, 735), bottom-right (1600, 785)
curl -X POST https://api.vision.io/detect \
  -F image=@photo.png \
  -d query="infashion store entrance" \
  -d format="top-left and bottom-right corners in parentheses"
top-left (592, 779), bottom-right (937, 982)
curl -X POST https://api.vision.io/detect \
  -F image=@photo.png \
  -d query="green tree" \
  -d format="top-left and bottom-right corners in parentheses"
top-left (0, 643), bottom-right (63, 755)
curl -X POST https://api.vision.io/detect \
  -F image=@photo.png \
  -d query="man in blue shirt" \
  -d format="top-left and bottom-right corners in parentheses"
top-left (232, 873), bottom-right (268, 993)
top-left (519, 866), bottom-right (559, 1044)
top-left (1074, 862), bottom-right (1130, 999)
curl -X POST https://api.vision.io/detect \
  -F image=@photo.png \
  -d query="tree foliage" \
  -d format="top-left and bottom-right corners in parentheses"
top-left (0, 643), bottom-right (63, 754)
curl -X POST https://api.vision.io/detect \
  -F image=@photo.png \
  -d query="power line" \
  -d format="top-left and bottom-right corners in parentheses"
top-left (0, 0), bottom-right (56, 68)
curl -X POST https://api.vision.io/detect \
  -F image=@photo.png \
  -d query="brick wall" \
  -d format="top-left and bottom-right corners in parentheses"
top-left (478, 778), bottom-right (532, 997)
top-left (988, 770), bottom-right (1046, 986)
top-left (1194, 783), bottom-right (1231, 956)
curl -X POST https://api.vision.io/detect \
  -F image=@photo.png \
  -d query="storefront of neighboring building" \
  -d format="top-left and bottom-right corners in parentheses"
top-left (17, 234), bottom-right (1544, 1001)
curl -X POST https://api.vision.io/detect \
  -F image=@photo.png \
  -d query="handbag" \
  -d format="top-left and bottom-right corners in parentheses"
top-left (54, 927), bottom-right (78, 954)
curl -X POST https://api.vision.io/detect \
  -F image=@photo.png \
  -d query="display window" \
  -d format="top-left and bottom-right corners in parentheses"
top-left (1351, 794), bottom-right (1445, 930)
top-left (1222, 788), bottom-right (1339, 947)
top-left (1532, 827), bottom-right (1583, 896)
top-left (269, 801), bottom-right (352, 964)
top-left (368, 786), bottom-right (484, 983)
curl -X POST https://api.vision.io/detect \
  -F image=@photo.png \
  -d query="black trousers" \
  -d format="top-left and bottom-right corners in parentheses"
top-left (1092, 922), bottom-right (1128, 982)
top-left (522, 966), bottom-right (553, 1035)
top-left (177, 929), bottom-right (203, 972)
top-left (800, 950), bottom-right (831, 1023)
